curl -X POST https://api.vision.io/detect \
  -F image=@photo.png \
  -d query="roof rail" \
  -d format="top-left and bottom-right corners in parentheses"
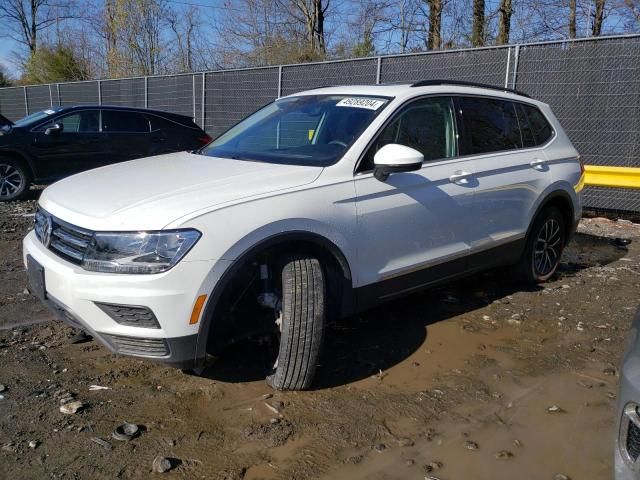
top-left (410, 79), bottom-right (531, 98)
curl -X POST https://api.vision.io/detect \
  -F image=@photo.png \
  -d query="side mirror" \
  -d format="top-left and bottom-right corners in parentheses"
top-left (373, 144), bottom-right (424, 181)
top-left (45, 123), bottom-right (63, 136)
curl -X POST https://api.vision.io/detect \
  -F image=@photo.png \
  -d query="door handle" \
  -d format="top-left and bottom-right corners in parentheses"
top-left (530, 158), bottom-right (547, 171)
top-left (449, 170), bottom-right (472, 185)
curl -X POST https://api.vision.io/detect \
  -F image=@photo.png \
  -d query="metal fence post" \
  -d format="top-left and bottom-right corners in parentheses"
top-left (23, 86), bottom-right (28, 115)
top-left (144, 77), bottom-right (148, 108)
top-left (504, 47), bottom-right (512, 88)
top-left (48, 84), bottom-right (53, 107)
top-left (511, 44), bottom-right (521, 89)
top-left (277, 65), bottom-right (283, 98)
top-left (98, 80), bottom-right (102, 105)
top-left (56, 84), bottom-right (61, 106)
top-left (376, 57), bottom-right (382, 84)
top-left (201, 72), bottom-right (206, 130)
top-left (192, 74), bottom-right (196, 121)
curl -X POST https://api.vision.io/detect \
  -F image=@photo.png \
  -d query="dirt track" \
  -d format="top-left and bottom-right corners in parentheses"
top-left (1, 198), bottom-right (639, 479)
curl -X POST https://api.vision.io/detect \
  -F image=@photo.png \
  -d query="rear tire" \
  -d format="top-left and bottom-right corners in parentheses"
top-left (267, 256), bottom-right (325, 391)
top-left (0, 158), bottom-right (31, 202)
top-left (515, 206), bottom-right (566, 284)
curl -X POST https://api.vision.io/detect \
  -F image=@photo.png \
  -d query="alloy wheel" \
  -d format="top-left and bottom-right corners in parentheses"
top-left (0, 164), bottom-right (23, 199)
top-left (534, 218), bottom-right (562, 276)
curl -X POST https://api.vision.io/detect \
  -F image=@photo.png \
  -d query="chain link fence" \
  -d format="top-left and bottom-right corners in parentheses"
top-left (1, 34), bottom-right (639, 212)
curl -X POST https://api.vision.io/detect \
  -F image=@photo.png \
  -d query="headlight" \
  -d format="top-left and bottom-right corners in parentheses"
top-left (82, 229), bottom-right (201, 274)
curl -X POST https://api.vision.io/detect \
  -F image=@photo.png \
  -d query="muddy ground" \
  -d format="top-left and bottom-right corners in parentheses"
top-left (1, 199), bottom-right (639, 480)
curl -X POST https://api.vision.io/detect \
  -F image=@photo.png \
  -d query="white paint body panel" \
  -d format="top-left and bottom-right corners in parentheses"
top-left (23, 83), bottom-right (583, 344)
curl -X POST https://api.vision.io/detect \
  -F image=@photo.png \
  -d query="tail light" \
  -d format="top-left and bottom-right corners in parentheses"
top-left (578, 154), bottom-right (585, 175)
top-left (198, 135), bottom-right (212, 145)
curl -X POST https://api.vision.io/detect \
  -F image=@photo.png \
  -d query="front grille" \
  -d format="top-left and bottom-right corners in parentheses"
top-left (103, 334), bottom-right (170, 357)
top-left (95, 302), bottom-right (160, 329)
top-left (627, 418), bottom-right (640, 462)
top-left (35, 208), bottom-right (93, 265)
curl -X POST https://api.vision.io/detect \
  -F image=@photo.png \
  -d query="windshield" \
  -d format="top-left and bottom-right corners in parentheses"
top-left (200, 94), bottom-right (391, 166)
top-left (13, 108), bottom-right (62, 128)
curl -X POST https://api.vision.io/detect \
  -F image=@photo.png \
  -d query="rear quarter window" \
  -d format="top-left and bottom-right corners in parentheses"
top-left (149, 115), bottom-right (183, 131)
top-left (521, 104), bottom-right (553, 145)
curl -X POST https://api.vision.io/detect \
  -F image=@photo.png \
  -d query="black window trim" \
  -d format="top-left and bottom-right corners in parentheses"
top-left (354, 94), bottom-right (461, 175)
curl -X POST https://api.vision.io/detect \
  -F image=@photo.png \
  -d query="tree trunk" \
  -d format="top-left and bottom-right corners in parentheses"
top-left (497, 0), bottom-right (512, 45)
top-left (472, 0), bottom-right (485, 47)
top-left (427, 0), bottom-right (442, 50)
top-left (313, 0), bottom-right (325, 53)
top-left (569, 0), bottom-right (577, 38)
top-left (30, 0), bottom-right (37, 52)
top-left (592, 0), bottom-right (605, 36)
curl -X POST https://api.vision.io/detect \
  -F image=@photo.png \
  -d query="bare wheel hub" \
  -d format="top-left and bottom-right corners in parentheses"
top-left (0, 164), bottom-right (22, 198)
top-left (534, 218), bottom-right (561, 276)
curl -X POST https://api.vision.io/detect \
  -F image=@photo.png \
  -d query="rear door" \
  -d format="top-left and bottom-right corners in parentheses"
top-left (101, 110), bottom-right (151, 163)
top-left (30, 109), bottom-right (103, 178)
top-left (457, 96), bottom-right (554, 255)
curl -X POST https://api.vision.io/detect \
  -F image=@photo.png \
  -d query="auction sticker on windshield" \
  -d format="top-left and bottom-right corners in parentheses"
top-left (336, 98), bottom-right (386, 110)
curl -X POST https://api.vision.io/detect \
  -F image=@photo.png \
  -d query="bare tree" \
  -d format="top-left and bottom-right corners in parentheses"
top-left (97, 0), bottom-right (169, 77)
top-left (427, 0), bottom-right (443, 49)
top-left (497, 0), bottom-right (512, 44)
top-left (472, 0), bottom-right (485, 46)
top-left (0, 0), bottom-right (77, 53)
top-left (592, 0), bottom-right (606, 35)
top-left (281, 0), bottom-right (329, 55)
top-left (167, 6), bottom-right (200, 72)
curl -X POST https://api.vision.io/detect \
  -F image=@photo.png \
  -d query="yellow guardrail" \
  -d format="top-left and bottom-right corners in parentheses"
top-left (584, 165), bottom-right (640, 189)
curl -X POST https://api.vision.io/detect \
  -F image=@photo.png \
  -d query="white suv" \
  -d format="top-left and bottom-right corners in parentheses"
top-left (23, 81), bottom-right (584, 390)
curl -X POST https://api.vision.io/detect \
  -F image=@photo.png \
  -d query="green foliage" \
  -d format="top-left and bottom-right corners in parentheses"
top-left (352, 33), bottom-right (376, 58)
top-left (0, 69), bottom-right (12, 87)
top-left (22, 45), bottom-right (89, 84)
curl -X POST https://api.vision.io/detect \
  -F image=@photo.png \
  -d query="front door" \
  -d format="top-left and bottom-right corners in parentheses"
top-left (353, 96), bottom-right (476, 299)
top-left (30, 110), bottom-right (104, 179)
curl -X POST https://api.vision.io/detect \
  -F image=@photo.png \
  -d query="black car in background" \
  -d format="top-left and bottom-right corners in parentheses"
top-left (0, 113), bottom-right (12, 128)
top-left (0, 105), bottom-right (212, 201)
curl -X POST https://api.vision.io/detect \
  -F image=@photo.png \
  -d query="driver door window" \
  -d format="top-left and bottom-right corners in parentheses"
top-left (361, 97), bottom-right (457, 171)
top-left (40, 111), bottom-right (100, 133)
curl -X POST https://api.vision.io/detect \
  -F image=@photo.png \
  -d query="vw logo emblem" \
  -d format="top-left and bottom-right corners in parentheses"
top-left (42, 215), bottom-right (53, 248)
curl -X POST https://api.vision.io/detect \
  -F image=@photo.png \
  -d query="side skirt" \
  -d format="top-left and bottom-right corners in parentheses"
top-left (354, 238), bottom-right (525, 312)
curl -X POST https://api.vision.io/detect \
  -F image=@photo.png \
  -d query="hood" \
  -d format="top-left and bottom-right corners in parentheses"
top-left (40, 151), bottom-right (323, 230)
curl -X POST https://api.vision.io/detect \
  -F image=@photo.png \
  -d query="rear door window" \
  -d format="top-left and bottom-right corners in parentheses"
top-left (102, 111), bottom-right (150, 133)
top-left (459, 97), bottom-right (522, 155)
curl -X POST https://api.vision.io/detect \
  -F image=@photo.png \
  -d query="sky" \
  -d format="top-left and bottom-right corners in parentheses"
top-left (0, 0), bottom-right (636, 79)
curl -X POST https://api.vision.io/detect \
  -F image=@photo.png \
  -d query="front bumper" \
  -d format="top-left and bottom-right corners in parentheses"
top-left (23, 230), bottom-right (219, 369)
